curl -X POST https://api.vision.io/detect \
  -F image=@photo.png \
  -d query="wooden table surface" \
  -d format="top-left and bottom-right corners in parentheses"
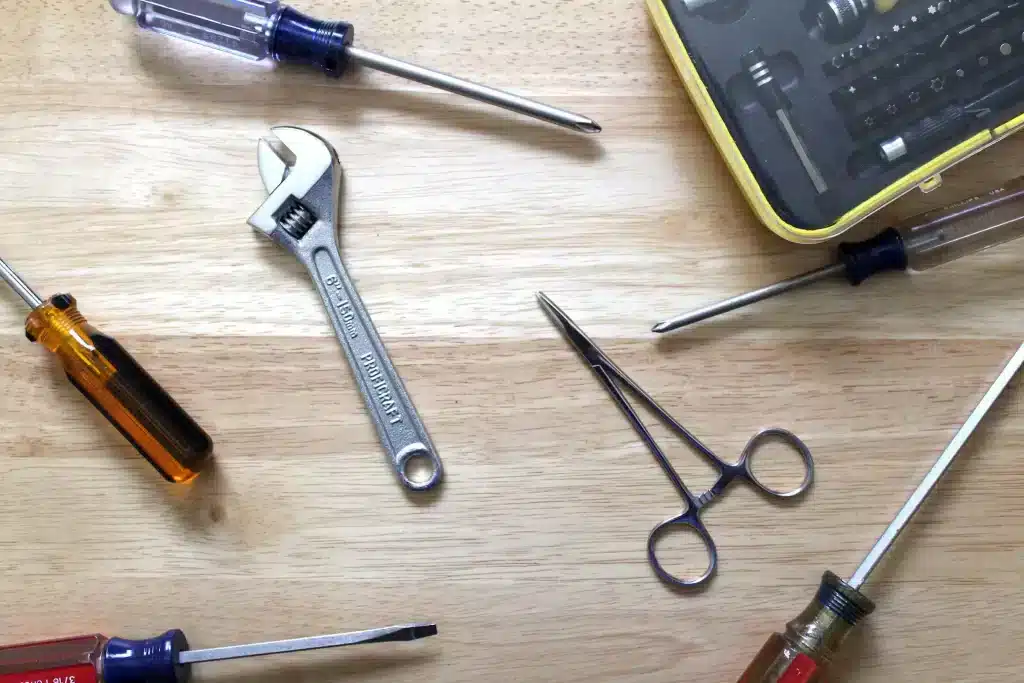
top-left (1, 1), bottom-right (1022, 682)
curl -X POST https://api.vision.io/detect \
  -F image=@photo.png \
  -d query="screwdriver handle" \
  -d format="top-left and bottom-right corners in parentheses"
top-left (881, 76), bottom-right (1024, 164)
top-left (737, 572), bottom-right (874, 683)
top-left (879, 104), bottom-right (966, 163)
top-left (0, 630), bottom-right (196, 683)
top-left (742, 48), bottom-right (790, 113)
top-left (25, 294), bottom-right (212, 483)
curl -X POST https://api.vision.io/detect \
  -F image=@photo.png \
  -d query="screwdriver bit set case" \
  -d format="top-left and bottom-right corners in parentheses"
top-left (646, 0), bottom-right (1024, 242)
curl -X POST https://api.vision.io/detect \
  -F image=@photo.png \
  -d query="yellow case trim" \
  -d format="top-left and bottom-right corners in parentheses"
top-left (645, 0), bottom-right (1016, 244)
top-left (995, 109), bottom-right (1024, 136)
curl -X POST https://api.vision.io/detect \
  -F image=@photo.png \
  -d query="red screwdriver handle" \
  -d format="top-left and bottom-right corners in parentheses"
top-left (0, 631), bottom-right (188, 683)
top-left (0, 635), bottom-right (106, 683)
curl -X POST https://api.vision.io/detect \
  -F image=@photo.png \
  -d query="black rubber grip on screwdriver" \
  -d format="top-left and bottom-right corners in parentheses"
top-left (837, 228), bottom-right (909, 285)
top-left (272, 6), bottom-right (355, 77)
top-left (742, 48), bottom-right (790, 112)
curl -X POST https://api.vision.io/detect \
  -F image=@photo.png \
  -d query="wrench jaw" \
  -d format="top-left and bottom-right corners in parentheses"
top-left (248, 126), bottom-right (338, 239)
top-left (257, 137), bottom-right (289, 200)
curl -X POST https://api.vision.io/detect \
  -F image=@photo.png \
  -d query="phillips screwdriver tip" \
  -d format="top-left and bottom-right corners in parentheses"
top-left (343, 47), bottom-right (601, 134)
top-left (574, 119), bottom-right (602, 134)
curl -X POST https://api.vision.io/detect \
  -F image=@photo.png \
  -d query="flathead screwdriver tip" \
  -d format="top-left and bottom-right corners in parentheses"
top-left (402, 624), bottom-right (439, 640)
top-left (176, 623), bottom-right (438, 666)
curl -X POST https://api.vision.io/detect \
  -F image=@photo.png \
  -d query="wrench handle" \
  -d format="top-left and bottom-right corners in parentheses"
top-left (306, 242), bottom-right (443, 491)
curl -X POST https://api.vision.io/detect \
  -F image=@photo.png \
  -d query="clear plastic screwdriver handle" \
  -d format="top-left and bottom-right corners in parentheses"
top-left (898, 176), bottom-right (1024, 272)
top-left (109, 0), bottom-right (281, 60)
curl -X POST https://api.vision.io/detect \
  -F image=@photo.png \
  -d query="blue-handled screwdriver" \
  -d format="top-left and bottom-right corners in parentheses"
top-left (0, 624), bottom-right (437, 683)
top-left (109, 0), bottom-right (600, 134)
top-left (653, 175), bottom-right (1024, 333)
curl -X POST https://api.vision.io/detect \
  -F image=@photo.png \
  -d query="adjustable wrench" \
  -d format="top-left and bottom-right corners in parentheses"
top-left (248, 126), bottom-right (443, 492)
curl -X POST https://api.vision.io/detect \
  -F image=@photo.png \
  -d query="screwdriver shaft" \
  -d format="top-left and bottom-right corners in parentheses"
top-left (776, 110), bottom-right (828, 194)
top-left (0, 256), bottom-right (44, 309)
top-left (848, 341), bottom-right (1024, 589)
top-left (652, 262), bottom-right (844, 333)
top-left (345, 46), bottom-right (601, 134)
top-left (177, 623), bottom-right (438, 665)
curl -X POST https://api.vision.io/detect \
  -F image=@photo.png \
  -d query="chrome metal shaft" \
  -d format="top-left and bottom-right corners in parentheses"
top-left (848, 342), bottom-right (1024, 589)
top-left (177, 623), bottom-right (438, 665)
top-left (346, 46), bottom-right (601, 134)
top-left (776, 109), bottom-right (828, 194)
top-left (0, 256), bottom-right (44, 309)
top-left (652, 262), bottom-right (845, 333)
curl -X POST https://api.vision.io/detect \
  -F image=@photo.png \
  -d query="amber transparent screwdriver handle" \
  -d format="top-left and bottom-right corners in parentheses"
top-left (2, 257), bottom-right (212, 483)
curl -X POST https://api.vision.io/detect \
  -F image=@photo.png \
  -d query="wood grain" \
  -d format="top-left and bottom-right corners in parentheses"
top-left (0, 1), bottom-right (1022, 682)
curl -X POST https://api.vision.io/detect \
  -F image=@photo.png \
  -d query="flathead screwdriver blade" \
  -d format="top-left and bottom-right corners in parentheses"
top-left (0, 256), bottom-right (44, 308)
top-left (652, 262), bottom-right (844, 333)
top-left (346, 47), bottom-right (601, 134)
top-left (177, 623), bottom-right (438, 665)
top-left (847, 341), bottom-right (1024, 590)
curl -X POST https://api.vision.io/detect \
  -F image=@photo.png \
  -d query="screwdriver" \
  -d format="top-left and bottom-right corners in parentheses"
top-left (808, 0), bottom-right (874, 43)
top-left (807, 0), bottom-right (900, 44)
top-left (108, 0), bottom-right (601, 134)
top-left (0, 623), bottom-right (437, 683)
top-left (880, 75), bottom-right (1024, 164)
top-left (737, 341), bottom-right (1024, 682)
top-left (0, 256), bottom-right (212, 483)
top-left (742, 48), bottom-right (828, 195)
top-left (653, 175), bottom-right (1024, 333)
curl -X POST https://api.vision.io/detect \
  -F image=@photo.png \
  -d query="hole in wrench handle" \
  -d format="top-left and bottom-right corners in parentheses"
top-left (397, 444), bottom-right (444, 491)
